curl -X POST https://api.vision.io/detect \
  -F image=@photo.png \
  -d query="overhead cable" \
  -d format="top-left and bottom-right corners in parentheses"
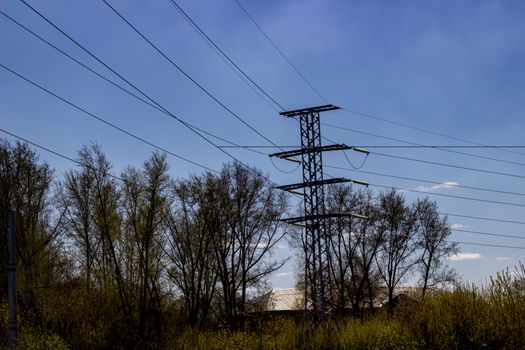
top-left (167, 0), bottom-right (285, 112)
top-left (0, 10), bottom-right (268, 158)
top-left (99, 0), bottom-right (284, 151)
top-left (232, 0), bottom-right (329, 104)
top-left (1, 64), bottom-right (219, 173)
top-left (18, 0), bottom-right (276, 184)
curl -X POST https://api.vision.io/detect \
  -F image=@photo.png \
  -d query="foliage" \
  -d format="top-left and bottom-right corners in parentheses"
top-left (2, 139), bottom-right (524, 349)
top-left (18, 328), bottom-right (69, 350)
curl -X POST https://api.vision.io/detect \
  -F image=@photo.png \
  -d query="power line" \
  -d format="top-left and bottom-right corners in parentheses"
top-left (14, 0), bottom-right (520, 232)
top-left (322, 123), bottom-right (525, 168)
top-left (441, 212), bottom-right (525, 226)
top-left (0, 10), bottom-right (267, 158)
top-left (452, 229), bottom-right (525, 241)
top-left (367, 183), bottom-right (525, 209)
top-left (166, 4), bottom-right (280, 114)
top-left (99, 0), bottom-right (284, 151)
top-left (370, 151), bottom-right (525, 180)
top-left (5, 129), bottom-right (525, 250)
top-left (323, 129), bottom-right (525, 207)
top-left (18, 0), bottom-right (275, 184)
top-left (452, 241), bottom-right (525, 250)
top-left (325, 164), bottom-right (525, 198)
top-left (320, 133), bottom-right (525, 223)
top-left (219, 144), bottom-right (525, 149)
top-left (1, 128), bottom-right (80, 165)
top-left (341, 107), bottom-right (525, 158)
top-left (1, 63), bottom-right (219, 173)
top-left (348, 145), bottom-right (525, 149)
top-left (232, 0), bottom-right (525, 164)
top-left (328, 169), bottom-right (525, 226)
top-left (166, 0), bottom-right (285, 112)
top-left (142, 1), bottom-right (525, 178)
top-left (0, 128), bottom-right (124, 181)
top-left (232, 0), bottom-right (329, 104)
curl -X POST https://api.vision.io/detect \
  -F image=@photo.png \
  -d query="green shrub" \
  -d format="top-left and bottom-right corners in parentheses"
top-left (18, 329), bottom-right (69, 350)
top-left (485, 267), bottom-right (525, 348)
top-left (337, 317), bottom-right (419, 350)
top-left (408, 287), bottom-right (491, 349)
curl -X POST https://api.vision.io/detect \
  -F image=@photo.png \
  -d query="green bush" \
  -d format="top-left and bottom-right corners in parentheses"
top-left (18, 329), bottom-right (69, 350)
top-left (485, 267), bottom-right (525, 348)
top-left (338, 318), bottom-right (419, 350)
top-left (7, 263), bottom-right (525, 349)
top-left (409, 287), bottom-right (490, 349)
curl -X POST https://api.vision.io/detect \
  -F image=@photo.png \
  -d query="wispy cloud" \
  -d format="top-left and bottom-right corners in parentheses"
top-left (496, 257), bottom-right (510, 261)
top-left (449, 223), bottom-right (468, 230)
top-left (249, 243), bottom-right (268, 249)
top-left (415, 181), bottom-right (459, 193)
top-left (449, 252), bottom-right (482, 261)
top-left (275, 272), bottom-right (293, 277)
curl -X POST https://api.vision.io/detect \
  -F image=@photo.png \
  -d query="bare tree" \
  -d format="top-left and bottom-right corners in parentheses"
top-left (121, 152), bottom-right (170, 343)
top-left (212, 163), bottom-right (288, 329)
top-left (415, 198), bottom-right (458, 296)
top-left (0, 140), bottom-right (57, 326)
top-left (375, 190), bottom-right (418, 308)
top-left (164, 172), bottom-right (219, 327)
top-left (56, 147), bottom-right (97, 293)
top-left (326, 186), bottom-right (383, 315)
top-left (78, 145), bottom-right (134, 332)
top-left (346, 189), bottom-right (384, 315)
top-left (326, 184), bottom-right (354, 312)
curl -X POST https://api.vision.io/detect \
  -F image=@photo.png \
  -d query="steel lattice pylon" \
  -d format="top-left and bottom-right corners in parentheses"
top-left (270, 104), bottom-right (349, 325)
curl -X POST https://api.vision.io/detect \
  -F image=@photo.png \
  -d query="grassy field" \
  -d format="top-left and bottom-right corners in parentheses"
top-left (3, 264), bottom-right (524, 349)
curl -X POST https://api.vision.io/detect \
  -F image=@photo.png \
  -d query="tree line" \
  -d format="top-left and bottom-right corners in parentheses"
top-left (0, 139), bottom-right (458, 349)
top-left (320, 184), bottom-right (458, 316)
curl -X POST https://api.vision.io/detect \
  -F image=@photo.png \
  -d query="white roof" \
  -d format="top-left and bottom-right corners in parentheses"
top-left (257, 288), bottom-right (303, 311)
top-left (255, 286), bottom-right (419, 311)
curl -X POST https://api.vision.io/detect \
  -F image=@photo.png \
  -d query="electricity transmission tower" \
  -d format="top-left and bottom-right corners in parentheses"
top-left (270, 105), bottom-right (366, 326)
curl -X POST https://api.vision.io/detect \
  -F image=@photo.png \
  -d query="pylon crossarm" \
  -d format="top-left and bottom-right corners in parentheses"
top-left (279, 104), bottom-right (340, 117)
top-left (269, 144), bottom-right (350, 159)
top-left (282, 213), bottom-right (355, 224)
top-left (276, 177), bottom-right (351, 192)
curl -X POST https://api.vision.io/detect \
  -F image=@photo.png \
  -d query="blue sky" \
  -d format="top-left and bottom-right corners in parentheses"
top-left (2, 0), bottom-right (525, 288)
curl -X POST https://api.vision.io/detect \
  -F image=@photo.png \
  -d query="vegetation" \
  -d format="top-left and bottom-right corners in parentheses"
top-left (1, 139), bottom-right (524, 349)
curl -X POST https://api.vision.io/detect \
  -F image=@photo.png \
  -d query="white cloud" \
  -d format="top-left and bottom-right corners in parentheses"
top-left (496, 257), bottom-right (510, 261)
top-left (448, 252), bottom-right (482, 261)
top-left (449, 223), bottom-right (468, 230)
top-left (275, 272), bottom-right (293, 277)
top-left (415, 181), bottom-right (459, 193)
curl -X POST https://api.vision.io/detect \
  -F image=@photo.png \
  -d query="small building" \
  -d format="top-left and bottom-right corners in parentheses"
top-left (254, 288), bottom-right (303, 313)
top-left (254, 287), bottom-right (419, 313)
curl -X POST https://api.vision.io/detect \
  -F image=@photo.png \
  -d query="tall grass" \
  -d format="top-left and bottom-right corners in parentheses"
top-left (169, 264), bottom-right (525, 349)
top-left (3, 263), bottom-right (524, 349)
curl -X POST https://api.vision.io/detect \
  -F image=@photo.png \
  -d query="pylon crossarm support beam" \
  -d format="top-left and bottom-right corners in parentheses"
top-left (269, 144), bottom-right (350, 159)
top-left (351, 179), bottom-right (369, 187)
top-left (279, 104), bottom-right (340, 117)
top-left (282, 212), bottom-right (368, 224)
top-left (275, 178), bottom-right (368, 192)
top-left (283, 157), bottom-right (301, 164)
top-left (283, 213), bottom-right (354, 224)
top-left (276, 177), bottom-right (351, 192)
top-left (351, 213), bottom-right (369, 220)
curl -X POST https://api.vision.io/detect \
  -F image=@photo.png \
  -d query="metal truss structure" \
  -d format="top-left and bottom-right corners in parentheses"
top-left (270, 104), bottom-right (352, 326)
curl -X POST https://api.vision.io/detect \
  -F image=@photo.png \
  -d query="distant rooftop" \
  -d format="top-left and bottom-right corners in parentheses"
top-left (254, 287), bottom-right (421, 312)
top-left (255, 288), bottom-right (303, 311)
